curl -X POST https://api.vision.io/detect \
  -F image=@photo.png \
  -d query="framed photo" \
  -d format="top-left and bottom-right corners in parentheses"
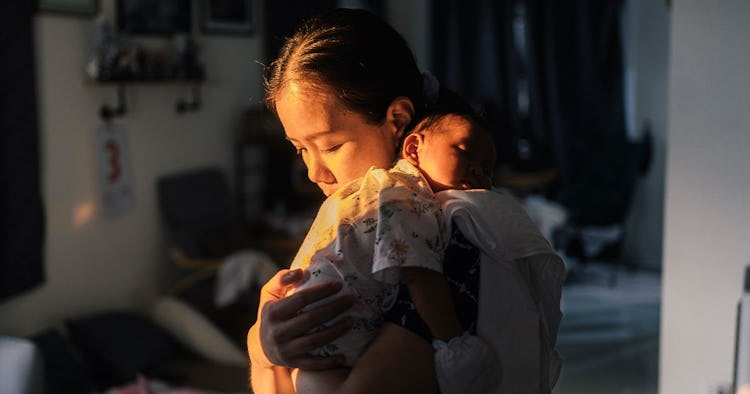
top-left (37, 0), bottom-right (98, 16)
top-left (202, 0), bottom-right (255, 35)
top-left (116, 0), bottom-right (191, 36)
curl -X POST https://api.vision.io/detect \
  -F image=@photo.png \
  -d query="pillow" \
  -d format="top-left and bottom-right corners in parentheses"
top-left (65, 311), bottom-right (189, 388)
top-left (151, 296), bottom-right (246, 366)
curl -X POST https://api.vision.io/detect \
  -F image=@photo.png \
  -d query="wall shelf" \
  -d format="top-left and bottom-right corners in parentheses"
top-left (91, 78), bottom-right (204, 122)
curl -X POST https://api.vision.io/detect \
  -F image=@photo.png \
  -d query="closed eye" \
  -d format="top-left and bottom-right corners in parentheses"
top-left (321, 144), bottom-right (343, 153)
top-left (454, 145), bottom-right (469, 155)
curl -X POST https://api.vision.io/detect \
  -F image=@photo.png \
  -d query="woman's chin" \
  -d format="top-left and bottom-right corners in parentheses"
top-left (319, 184), bottom-right (338, 197)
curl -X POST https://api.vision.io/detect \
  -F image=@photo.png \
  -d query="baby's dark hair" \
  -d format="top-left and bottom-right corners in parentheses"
top-left (264, 8), bottom-right (425, 126)
top-left (411, 87), bottom-right (492, 136)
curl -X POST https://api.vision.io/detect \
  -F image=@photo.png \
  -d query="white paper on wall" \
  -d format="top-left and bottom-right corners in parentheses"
top-left (96, 127), bottom-right (133, 214)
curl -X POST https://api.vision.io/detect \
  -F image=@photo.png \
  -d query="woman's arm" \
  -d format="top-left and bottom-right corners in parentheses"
top-left (294, 323), bottom-right (438, 394)
top-left (248, 269), bottom-right (356, 393)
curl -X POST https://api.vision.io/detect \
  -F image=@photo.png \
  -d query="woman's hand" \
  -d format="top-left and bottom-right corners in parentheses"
top-left (250, 268), bottom-right (356, 370)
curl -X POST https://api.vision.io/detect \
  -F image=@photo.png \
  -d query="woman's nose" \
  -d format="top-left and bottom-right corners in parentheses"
top-left (305, 153), bottom-right (335, 184)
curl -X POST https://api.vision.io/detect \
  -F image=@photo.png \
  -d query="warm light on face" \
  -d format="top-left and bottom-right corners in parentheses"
top-left (413, 115), bottom-right (497, 192)
top-left (276, 82), bottom-right (399, 196)
top-left (72, 202), bottom-right (96, 228)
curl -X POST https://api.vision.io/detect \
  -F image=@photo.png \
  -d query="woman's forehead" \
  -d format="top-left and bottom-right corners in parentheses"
top-left (277, 82), bottom-right (379, 144)
top-left (277, 83), bottom-right (342, 139)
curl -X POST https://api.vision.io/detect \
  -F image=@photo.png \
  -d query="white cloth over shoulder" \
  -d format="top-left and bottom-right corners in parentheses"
top-left (436, 189), bottom-right (566, 394)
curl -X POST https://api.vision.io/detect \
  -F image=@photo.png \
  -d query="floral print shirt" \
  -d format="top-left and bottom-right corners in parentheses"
top-left (290, 159), bottom-right (446, 314)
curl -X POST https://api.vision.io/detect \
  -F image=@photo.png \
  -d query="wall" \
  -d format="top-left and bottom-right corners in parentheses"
top-left (660, 0), bottom-right (750, 392)
top-left (0, 2), bottom-right (264, 336)
top-left (621, 0), bottom-right (670, 270)
top-left (385, 0), bottom-right (431, 71)
top-left (0, 0), bottom-right (429, 339)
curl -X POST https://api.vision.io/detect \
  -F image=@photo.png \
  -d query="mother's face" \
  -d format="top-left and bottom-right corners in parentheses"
top-left (276, 82), bottom-right (402, 196)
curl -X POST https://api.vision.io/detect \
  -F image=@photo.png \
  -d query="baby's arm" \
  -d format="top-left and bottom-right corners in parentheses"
top-left (403, 268), bottom-right (502, 394)
top-left (401, 267), bottom-right (462, 341)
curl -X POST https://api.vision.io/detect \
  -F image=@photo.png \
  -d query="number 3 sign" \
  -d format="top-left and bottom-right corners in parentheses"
top-left (96, 128), bottom-right (133, 214)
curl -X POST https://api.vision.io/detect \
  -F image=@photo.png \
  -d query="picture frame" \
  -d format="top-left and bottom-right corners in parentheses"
top-left (36, 0), bottom-right (98, 16)
top-left (202, 0), bottom-right (255, 36)
top-left (116, 0), bottom-right (191, 36)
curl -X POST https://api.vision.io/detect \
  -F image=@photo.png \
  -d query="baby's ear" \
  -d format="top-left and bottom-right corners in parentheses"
top-left (402, 133), bottom-right (422, 166)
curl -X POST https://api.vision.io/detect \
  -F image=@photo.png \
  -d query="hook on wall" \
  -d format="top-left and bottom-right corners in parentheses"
top-left (100, 84), bottom-right (127, 122)
top-left (176, 84), bottom-right (201, 114)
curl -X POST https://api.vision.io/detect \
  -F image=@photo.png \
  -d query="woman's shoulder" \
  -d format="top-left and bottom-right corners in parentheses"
top-left (351, 161), bottom-right (432, 199)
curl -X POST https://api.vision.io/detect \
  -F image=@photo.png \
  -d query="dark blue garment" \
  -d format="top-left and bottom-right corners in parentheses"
top-left (383, 226), bottom-right (480, 342)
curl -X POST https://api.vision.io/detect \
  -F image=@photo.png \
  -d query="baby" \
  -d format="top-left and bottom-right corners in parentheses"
top-left (288, 91), bottom-right (498, 392)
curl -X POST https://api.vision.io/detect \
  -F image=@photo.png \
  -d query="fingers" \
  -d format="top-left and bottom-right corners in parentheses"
top-left (269, 281), bottom-right (348, 320)
top-left (266, 290), bottom-right (355, 343)
top-left (285, 317), bottom-right (354, 365)
top-left (280, 268), bottom-right (309, 286)
top-left (255, 271), bottom-right (357, 369)
top-left (273, 317), bottom-right (353, 370)
top-left (263, 269), bottom-right (304, 300)
top-left (301, 294), bottom-right (357, 330)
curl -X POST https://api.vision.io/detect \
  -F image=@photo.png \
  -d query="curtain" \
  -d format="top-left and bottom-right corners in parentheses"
top-left (431, 0), bottom-right (626, 190)
top-left (0, 0), bottom-right (45, 301)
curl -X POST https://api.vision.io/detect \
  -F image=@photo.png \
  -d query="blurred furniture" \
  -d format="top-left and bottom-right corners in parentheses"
top-left (236, 108), bottom-right (323, 224)
top-left (26, 310), bottom-right (249, 393)
top-left (157, 166), bottom-right (261, 352)
top-left (0, 336), bottom-right (44, 394)
top-left (157, 166), bottom-right (304, 352)
top-left (553, 129), bottom-right (653, 286)
top-left (157, 166), bottom-right (255, 294)
top-left (495, 167), bottom-right (559, 197)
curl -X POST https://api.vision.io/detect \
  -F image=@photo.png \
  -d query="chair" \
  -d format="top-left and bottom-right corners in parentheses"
top-left (156, 166), bottom-right (255, 295)
top-left (157, 166), bottom-right (271, 349)
top-left (553, 129), bottom-right (652, 286)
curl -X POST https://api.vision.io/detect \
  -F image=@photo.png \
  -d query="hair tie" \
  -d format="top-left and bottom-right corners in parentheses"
top-left (422, 71), bottom-right (440, 105)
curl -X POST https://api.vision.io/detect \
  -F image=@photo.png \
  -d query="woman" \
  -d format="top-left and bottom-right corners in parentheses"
top-left (247, 8), bottom-right (453, 393)
top-left (247, 8), bottom-right (563, 394)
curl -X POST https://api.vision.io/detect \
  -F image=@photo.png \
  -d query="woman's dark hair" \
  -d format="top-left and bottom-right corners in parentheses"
top-left (264, 8), bottom-right (425, 125)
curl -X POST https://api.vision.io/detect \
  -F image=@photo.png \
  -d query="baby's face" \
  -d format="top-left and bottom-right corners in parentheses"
top-left (415, 115), bottom-right (496, 192)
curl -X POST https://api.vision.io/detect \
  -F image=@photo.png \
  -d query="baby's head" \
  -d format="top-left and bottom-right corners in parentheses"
top-left (402, 90), bottom-right (497, 192)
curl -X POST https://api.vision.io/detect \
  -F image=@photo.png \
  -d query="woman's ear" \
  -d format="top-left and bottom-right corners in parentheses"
top-left (386, 96), bottom-right (415, 140)
top-left (402, 133), bottom-right (422, 166)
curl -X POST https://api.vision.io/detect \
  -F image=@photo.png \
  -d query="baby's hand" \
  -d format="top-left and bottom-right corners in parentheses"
top-left (433, 333), bottom-right (501, 394)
